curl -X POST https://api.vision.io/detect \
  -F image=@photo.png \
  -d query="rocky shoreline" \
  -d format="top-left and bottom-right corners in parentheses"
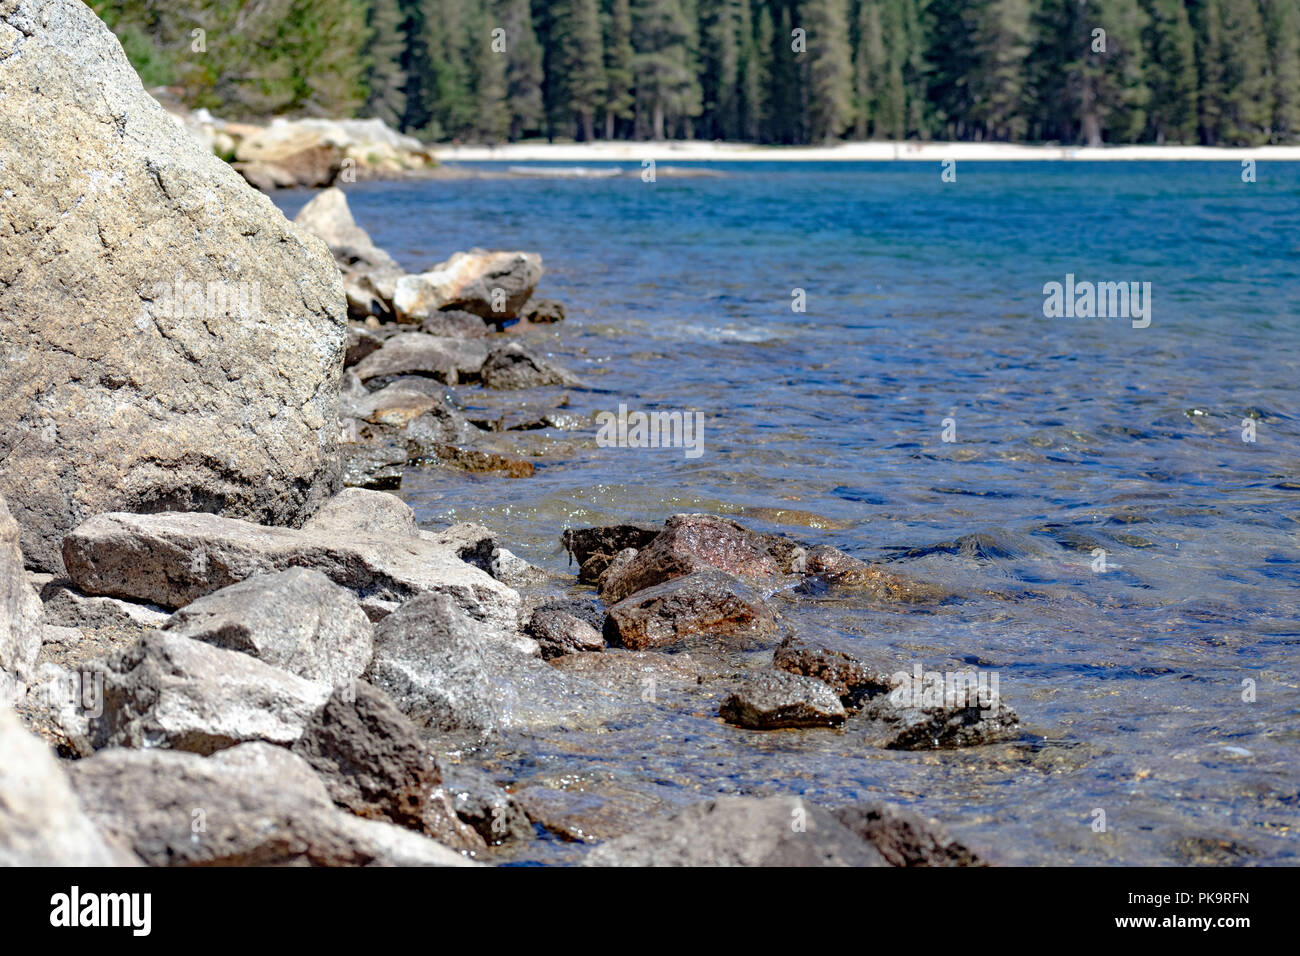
top-left (1, 0), bottom-right (1012, 867)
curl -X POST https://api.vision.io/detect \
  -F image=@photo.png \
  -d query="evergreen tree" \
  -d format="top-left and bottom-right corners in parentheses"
top-left (1263, 0), bottom-right (1300, 142)
top-left (365, 0), bottom-right (408, 129)
top-left (969, 0), bottom-right (1033, 141)
top-left (1143, 0), bottom-right (1198, 143)
top-left (803, 0), bottom-right (855, 141)
top-left (1217, 0), bottom-right (1271, 144)
top-left (700, 0), bottom-right (742, 139)
top-left (499, 0), bottom-right (544, 139)
top-left (604, 0), bottom-right (638, 137)
top-left (632, 0), bottom-right (700, 139)
top-left (554, 0), bottom-right (607, 140)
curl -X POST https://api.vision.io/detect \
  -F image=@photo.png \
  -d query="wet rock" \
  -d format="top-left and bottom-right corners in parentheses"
top-left (1, 495), bottom-right (42, 705)
top-left (364, 593), bottom-right (616, 743)
top-left (549, 647), bottom-right (707, 696)
top-left (598, 514), bottom-right (787, 604)
top-left (772, 634), bottom-right (894, 708)
top-left (561, 524), bottom-right (660, 583)
top-left (432, 444), bottom-right (535, 478)
top-left (480, 341), bottom-right (582, 390)
top-left (62, 510), bottom-right (521, 630)
top-left (604, 570), bottom-right (780, 651)
top-left (583, 795), bottom-right (887, 867)
top-left (292, 681), bottom-right (484, 852)
top-left (523, 298), bottom-right (566, 324)
top-left (596, 547), bottom-right (640, 593)
top-left (0, 708), bottom-right (133, 866)
top-left (719, 670), bottom-right (847, 729)
top-left (420, 309), bottom-right (489, 339)
top-left (341, 439), bottom-right (406, 490)
top-left (354, 333), bottom-right (488, 388)
top-left (458, 387), bottom-right (573, 433)
top-left (0, 0), bottom-right (346, 572)
top-left (833, 802), bottom-right (986, 867)
top-left (68, 742), bottom-right (473, 866)
top-left (302, 488), bottom-right (416, 539)
top-left (343, 380), bottom-right (482, 455)
top-left (161, 568), bottom-right (374, 685)
top-left (854, 671), bottom-right (1019, 750)
top-left (394, 250), bottom-right (543, 321)
top-left (39, 580), bottom-right (170, 631)
top-left (515, 778), bottom-right (678, 844)
top-left (801, 546), bottom-right (951, 603)
top-left (93, 631), bottom-right (331, 754)
top-left (526, 605), bottom-right (605, 659)
top-left (441, 765), bottom-right (534, 845)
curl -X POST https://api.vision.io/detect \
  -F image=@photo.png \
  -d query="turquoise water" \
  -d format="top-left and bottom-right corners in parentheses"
top-left (276, 163), bottom-right (1300, 864)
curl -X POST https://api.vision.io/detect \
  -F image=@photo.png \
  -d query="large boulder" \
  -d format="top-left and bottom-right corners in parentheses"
top-left (0, 0), bottom-right (347, 571)
top-left (161, 568), bottom-right (374, 685)
top-left (0, 707), bottom-right (133, 865)
top-left (0, 495), bottom-right (41, 704)
top-left (61, 510), bottom-right (521, 628)
top-left (68, 742), bottom-right (473, 866)
top-left (394, 250), bottom-right (543, 321)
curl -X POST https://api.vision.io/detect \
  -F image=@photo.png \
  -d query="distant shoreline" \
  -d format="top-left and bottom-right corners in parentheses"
top-left (435, 140), bottom-right (1300, 163)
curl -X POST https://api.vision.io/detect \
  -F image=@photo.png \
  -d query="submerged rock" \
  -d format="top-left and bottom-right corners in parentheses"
top-left (523, 298), bottom-right (566, 324)
top-left (833, 802), bottom-right (986, 867)
top-left (583, 796), bottom-right (886, 867)
top-left (772, 634), bottom-right (894, 708)
top-left (854, 671), bottom-right (1019, 750)
top-left (604, 570), bottom-right (780, 651)
top-left (162, 567), bottom-right (374, 685)
top-left (718, 670), bottom-right (847, 729)
top-left (441, 765), bottom-right (534, 846)
top-left (68, 742), bottom-right (472, 866)
top-left (0, 0), bottom-right (346, 571)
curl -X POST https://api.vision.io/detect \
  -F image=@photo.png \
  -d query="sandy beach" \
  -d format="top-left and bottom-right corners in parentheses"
top-left (435, 140), bottom-right (1300, 163)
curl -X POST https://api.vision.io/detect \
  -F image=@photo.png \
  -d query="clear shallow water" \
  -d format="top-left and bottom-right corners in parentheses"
top-left (277, 163), bottom-right (1300, 865)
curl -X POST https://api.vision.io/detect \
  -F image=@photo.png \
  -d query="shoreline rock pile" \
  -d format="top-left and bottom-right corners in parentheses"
top-left (1, 1), bottom-right (1003, 868)
top-left (291, 187), bottom-right (582, 489)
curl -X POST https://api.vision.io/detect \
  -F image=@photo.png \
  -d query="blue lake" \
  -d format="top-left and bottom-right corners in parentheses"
top-left (277, 162), bottom-right (1300, 864)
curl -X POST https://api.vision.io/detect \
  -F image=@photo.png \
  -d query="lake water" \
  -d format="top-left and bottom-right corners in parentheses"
top-left (276, 162), bottom-right (1300, 865)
